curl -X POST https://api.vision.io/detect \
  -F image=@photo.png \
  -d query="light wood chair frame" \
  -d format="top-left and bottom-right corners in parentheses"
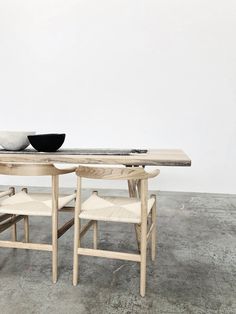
top-left (0, 163), bottom-right (76, 283)
top-left (0, 187), bottom-right (27, 241)
top-left (73, 166), bottom-right (159, 297)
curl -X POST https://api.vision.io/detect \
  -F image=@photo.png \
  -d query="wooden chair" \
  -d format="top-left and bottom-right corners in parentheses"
top-left (73, 166), bottom-right (160, 297)
top-left (0, 163), bottom-right (76, 283)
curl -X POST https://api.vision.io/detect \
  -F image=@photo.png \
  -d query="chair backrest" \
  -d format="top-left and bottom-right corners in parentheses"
top-left (76, 166), bottom-right (160, 180)
top-left (0, 163), bottom-right (76, 176)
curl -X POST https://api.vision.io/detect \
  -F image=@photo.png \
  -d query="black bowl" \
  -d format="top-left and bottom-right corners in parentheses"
top-left (28, 134), bottom-right (66, 152)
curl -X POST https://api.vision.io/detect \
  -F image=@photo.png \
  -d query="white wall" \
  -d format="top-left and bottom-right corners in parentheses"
top-left (0, 0), bottom-right (236, 193)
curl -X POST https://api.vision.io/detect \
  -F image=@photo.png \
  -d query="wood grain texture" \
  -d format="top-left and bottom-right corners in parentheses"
top-left (0, 149), bottom-right (191, 166)
top-left (0, 241), bottom-right (52, 251)
top-left (140, 179), bottom-right (148, 297)
top-left (77, 248), bottom-right (141, 262)
top-left (0, 163), bottom-right (76, 176)
top-left (76, 166), bottom-right (160, 180)
top-left (52, 175), bottom-right (59, 283)
top-left (21, 188), bottom-right (29, 243)
top-left (10, 187), bottom-right (17, 241)
top-left (151, 196), bottom-right (157, 262)
top-left (73, 176), bottom-right (81, 286)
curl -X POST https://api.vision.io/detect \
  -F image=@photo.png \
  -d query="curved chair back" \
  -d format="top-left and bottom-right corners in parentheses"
top-left (76, 166), bottom-right (160, 180)
top-left (0, 163), bottom-right (76, 176)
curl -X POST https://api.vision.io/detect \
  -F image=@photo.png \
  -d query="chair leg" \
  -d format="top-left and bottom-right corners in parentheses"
top-left (73, 176), bottom-right (82, 286)
top-left (151, 195), bottom-right (157, 261)
top-left (21, 188), bottom-right (29, 243)
top-left (93, 221), bottom-right (98, 249)
top-left (12, 215), bottom-right (17, 241)
top-left (140, 223), bottom-right (147, 297)
top-left (52, 213), bottom-right (58, 284)
top-left (127, 178), bottom-right (141, 251)
top-left (134, 224), bottom-right (141, 252)
top-left (24, 216), bottom-right (29, 243)
top-left (140, 179), bottom-right (148, 297)
top-left (9, 188), bottom-right (17, 241)
top-left (73, 217), bottom-right (80, 286)
top-left (51, 175), bottom-right (59, 284)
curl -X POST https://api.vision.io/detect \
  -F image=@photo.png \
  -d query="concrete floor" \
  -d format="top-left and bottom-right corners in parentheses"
top-left (0, 188), bottom-right (236, 314)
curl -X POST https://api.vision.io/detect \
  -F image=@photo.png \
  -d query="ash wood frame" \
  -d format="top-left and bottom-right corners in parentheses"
top-left (0, 187), bottom-right (27, 241)
top-left (73, 166), bottom-right (159, 297)
top-left (0, 163), bottom-right (76, 283)
top-left (0, 149), bottom-right (190, 286)
top-left (0, 149), bottom-right (191, 166)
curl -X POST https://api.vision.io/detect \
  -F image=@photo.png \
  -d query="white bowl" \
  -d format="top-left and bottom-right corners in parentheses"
top-left (0, 131), bottom-right (35, 151)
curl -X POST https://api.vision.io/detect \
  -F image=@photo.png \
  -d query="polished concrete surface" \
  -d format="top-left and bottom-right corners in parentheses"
top-left (0, 188), bottom-right (235, 314)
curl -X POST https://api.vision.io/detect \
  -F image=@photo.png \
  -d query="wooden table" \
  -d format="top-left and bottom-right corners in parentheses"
top-left (0, 149), bottom-right (191, 167)
top-left (0, 148), bottom-right (191, 249)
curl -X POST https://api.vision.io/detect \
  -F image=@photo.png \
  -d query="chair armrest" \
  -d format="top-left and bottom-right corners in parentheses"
top-left (0, 163), bottom-right (76, 176)
top-left (146, 169), bottom-right (160, 179)
top-left (76, 166), bottom-right (160, 180)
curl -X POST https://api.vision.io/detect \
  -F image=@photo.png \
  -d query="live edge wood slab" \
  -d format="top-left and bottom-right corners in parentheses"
top-left (0, 149), bottom-right (191, 167)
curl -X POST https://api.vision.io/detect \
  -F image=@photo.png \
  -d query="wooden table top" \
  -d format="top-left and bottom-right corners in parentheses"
top-left (0, 149), bottom-right (191, 167)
